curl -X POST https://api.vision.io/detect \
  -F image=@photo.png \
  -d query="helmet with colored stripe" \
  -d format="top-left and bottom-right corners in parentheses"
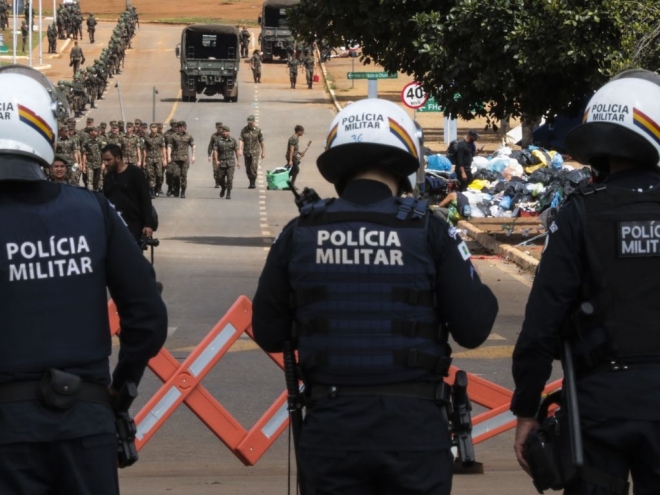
top-left (0, 65), bottom-right (70, 180)
top-left (317, 98), bottom-right (421, 194)
top-left (566, 69), bottom-right (660, 171)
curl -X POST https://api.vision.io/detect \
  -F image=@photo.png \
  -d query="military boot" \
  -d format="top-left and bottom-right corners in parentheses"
top-left (226, 189), bottom-right (231, 200)
top-left (149, 188), bottom-right (155, 199)
top-left (219, 186), bottom-right (226, 198)
top-left (180, 187), bottom-right (186, 199)
top-left (249, 178), bottom-right (256, 189)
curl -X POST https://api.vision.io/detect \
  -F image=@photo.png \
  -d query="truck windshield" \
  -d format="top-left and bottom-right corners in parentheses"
top-left (184, 32), bottom-right (236, 59)
top-left (264, 7), bottom-right (290, 28)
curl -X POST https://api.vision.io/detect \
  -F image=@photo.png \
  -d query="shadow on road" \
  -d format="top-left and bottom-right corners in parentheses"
top-left (167, 236), bottom-right (274, 247)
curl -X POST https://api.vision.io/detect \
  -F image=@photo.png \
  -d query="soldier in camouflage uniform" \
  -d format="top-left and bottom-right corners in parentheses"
top-left (82, 127), bottom-right (106, 191)
top-left (105, 122), bottom-right (122, 146)
top-left (303, 51), bottom-right (315, 89)
top-left (163, 120), bottom-right (178, 196)
top-left (167, 121), bottom-right (195, 198)
top-left (143, 123), bottom-right (167, 198)
top-left (212, 125), bottom-right (239, 200)
top-left (207, 122), bottom-right (223, 188)
top-left (287, 54), bottom-right (299, 89)
top-left (286, 124), bottom-right (306, 187)
top-left (99, 122), bottom-right (107, 138)
top-left (239, 115), bottom-right (265, 189)
top-left (250, 50), bottom-right (262, 83)
top-left (55, 125), bottom-right (80, 186)
top-left (121, 122), bottom-right (142, 167)
top-left (47, 23), bottom-right (57, 54)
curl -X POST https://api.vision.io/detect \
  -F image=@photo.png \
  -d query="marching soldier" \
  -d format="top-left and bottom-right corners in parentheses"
top-left (239, 115), bottom-right (264, 190)
top-left (287, 53), bottom-right (299, 89)
top-left (69, 41), bottom-right (85, 78)
top-left (55, 125), bottom-right (80, 186)
top-left (207, 122), bottom-right (223, 188)
top-left (143, 123), bottom-right (167, 198)
top-left (166, 121), bottom-right (195, 199)
top-left (105, 122), bottom-right (122, 147)
top-left (240, 26), bottom-right (250, 58)
top-left (82, 126), bottom-right (106, 191)
top-left (86, 13), bottom-right (97, 43)
top-left (212, 125), bottom-right (239, 200)
top-left (121, 122), bottom-right (142, 168)
top-left (163, 119), bottom-right (178, 196)
top-left (250, 49), bottom-right (262, 83)
top-left (303, 51), bottom-right (315, 89)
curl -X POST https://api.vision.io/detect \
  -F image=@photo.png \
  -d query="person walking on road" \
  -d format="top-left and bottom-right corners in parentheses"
top-left (86, 13), bottom-right (97, 43)
top-left (47, 22), bottom-right (57, 54)
top-left (240, 26), bottom-right (250, 58)
top-left (69, 41), bottom-right (85, 78)
top-left (250, 49), bottom-right (262, 83)
top-left (287, 53), bottom-right (299, 89)
top-left (143, 123), bottom-right (167, 198)
top-left (212, 125), bottom-right (239, 199)
top-left (0, 65), bottom-right (167, 495)
top-left (286, 125), bottom-right (305, 187)
top-left (207, 122), bottom-right (223, 188)
top-left (302, 51), bottom-right (315, 89)
top-left (20, 20), bottom-right (28, 52)
top-left (253, 98), bottom-right (498, 495)
top-left (512, 69), bottom-right (660, 494)
top-left (239, 115), bottom-right (264, 190)
top-left (166, 121), bottom-right (195, 198)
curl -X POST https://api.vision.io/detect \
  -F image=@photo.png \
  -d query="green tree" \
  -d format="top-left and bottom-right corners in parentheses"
top-left (291, 0), bottom-right (660, 145)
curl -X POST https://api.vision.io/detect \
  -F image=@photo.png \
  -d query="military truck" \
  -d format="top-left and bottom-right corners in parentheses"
top-left (258, 0), bottom-right (299, 62)
top-left (175, 25), bottom-right (240, 102)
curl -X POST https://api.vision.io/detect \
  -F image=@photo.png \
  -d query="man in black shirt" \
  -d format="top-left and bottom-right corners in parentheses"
top-left (253, 99), bottom-right (498, 494)
top-left (102, 143), bottom-right (156, 242)
top-left (455, 130), bottom-right (479, 191)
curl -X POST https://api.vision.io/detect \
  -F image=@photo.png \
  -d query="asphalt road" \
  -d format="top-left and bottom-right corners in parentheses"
top-left (55, 23), bottom-right (555, 495)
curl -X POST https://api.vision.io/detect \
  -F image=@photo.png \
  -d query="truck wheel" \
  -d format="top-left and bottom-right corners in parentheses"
top-left (182, 94), bottom-right (189, 102)
top-left (230, 88), bottom-right (238, 103)
top-left (190, 94), bottom-right (197, 102)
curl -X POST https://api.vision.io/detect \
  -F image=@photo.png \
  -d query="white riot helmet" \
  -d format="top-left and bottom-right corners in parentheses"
top-left (317, 98), bottom-right (421, 194)
top-left (0, 65), bottom-right (70, 180)
top-left (565, 69), bottom-right (660, 171)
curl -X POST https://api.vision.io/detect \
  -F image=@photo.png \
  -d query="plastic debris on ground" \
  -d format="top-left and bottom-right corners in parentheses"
top-left (423, 145), bottom-right (591, 224)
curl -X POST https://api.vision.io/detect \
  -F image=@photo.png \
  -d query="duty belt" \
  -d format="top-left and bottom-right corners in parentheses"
top-left (309, 381), bottom-right (450, 403)
top-left (0, 381), bottom-right (112, 407)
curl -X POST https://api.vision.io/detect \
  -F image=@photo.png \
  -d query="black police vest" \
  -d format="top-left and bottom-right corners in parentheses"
top-left (0, 185), bottom-right (110, 374)
top-left (289, 196), bottom-right (450, 386)
top-left (577, 184), bottom-right (660, 362)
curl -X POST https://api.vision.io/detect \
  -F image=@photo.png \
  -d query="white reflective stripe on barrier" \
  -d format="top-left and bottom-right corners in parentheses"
top-left (136, 386), bottom-right (182, 440)
top-left (189, 323), bottom-right (237, 377)
top-left (472, 410), bottom-right (516, 439)
top-left (261, 402), bottom-right (288, 439)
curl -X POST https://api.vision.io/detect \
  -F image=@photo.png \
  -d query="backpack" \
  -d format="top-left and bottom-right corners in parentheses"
top-left (445, 140), bottom-right (461, 165)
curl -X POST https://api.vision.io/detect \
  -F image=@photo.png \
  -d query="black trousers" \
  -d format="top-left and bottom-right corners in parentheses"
top-left (0, 433), bottom-right (119, 495)
top-left (288, 162), bottom-right (300, 186)
top-left (299, 448), bottom-right (453, 495)
top-left (565, 418), bottom-right (660, 495)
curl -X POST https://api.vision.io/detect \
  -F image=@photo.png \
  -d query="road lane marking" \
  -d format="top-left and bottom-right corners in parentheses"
top-left (452, 345), bottom-right (514, 359)
top-left (488, 333), bottom-right (506, 340)
top-left (165, 89), bottom-right (182, 124)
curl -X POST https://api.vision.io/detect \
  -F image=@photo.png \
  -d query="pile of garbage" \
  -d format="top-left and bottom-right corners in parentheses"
top-left (425, 145), bottom-right (592, 220)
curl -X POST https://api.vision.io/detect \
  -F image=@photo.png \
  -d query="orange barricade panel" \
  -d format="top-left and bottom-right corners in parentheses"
top-left (107, 298), bottom-right (564, 465)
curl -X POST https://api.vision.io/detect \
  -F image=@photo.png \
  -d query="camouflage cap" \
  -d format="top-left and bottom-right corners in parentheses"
top-left (247, 115), bottom-right (256, 122)
top-left (109, 120), bottom-right (117, 126)
top-left (178, 121), bottom-right (187, 127)
top-left (100, 122), bottom-right (107, 128)
top-left (170, 119), bottom-right (177, 126)
top-left (67, 117), bottom-right (76, 124)
top-left (52, 154), bottom-right (70, 166)
top-left (141, 123), bottom-right (148, 128)
top-left (134, 118), bottom-right (142, 125)
top-left (126, 122), bottom-right (134, 128)
top-left (156, 123), bottom-right (163, 128)
top-left (86, 117), bottom-right (94, 123)
top-left (221, 125), bottom-right (230, 132)
top-left (215, 121), bottom-right (223, 126)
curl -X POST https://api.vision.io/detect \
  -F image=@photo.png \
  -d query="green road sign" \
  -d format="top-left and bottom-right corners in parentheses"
top-left (347, 72), bottom-right (398, 80)
top-left (417, 97), bottom-right (443, 113)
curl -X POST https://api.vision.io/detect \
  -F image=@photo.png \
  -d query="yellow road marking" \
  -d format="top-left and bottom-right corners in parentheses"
top-left (165, 89), bottom-right (182, 124)
top-left (453, 345), bottom-right (514, 359)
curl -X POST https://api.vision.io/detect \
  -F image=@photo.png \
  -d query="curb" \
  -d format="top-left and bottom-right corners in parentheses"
top-left (317, 52), bottom-right (342, 112)
top-left (458, 220), bottom-right (539, 271)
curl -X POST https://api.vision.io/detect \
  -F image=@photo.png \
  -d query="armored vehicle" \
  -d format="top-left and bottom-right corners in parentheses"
top-left (258, 0), bottom-right (299, 62)
top-left (176, 24), bottom-right (240, 102)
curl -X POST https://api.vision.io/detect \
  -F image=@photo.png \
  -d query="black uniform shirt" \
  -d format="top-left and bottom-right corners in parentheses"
top-left (253, 179), bottom-right (498, 450)
top-left (511, 169), bottom-right (660, 420)
top-left (0, 180), bottom-right (167, 444)
top-left (103, 164), bottom-right (155, 240)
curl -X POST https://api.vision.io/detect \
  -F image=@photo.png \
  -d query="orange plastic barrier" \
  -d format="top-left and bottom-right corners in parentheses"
top-left (108, 297), bottom-right (562, 464)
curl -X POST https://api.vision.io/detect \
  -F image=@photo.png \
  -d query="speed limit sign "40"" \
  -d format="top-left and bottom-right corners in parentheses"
top-left (401, 82), bottom-right (429, 109)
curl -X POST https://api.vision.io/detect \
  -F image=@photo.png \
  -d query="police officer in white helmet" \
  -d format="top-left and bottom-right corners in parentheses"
top-left (512, 69), bottom-right (660, 494)
top-left (0, 65), bottom-right (167, 494)
top-left (253, 98), bottom-right (498, 494)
